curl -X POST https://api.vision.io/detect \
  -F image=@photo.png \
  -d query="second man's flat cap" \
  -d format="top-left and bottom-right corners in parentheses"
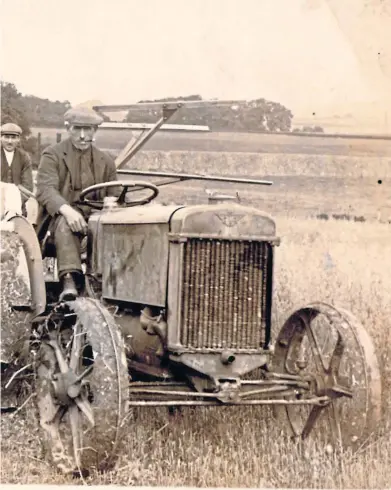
top-left (1, 122), bottom-right (23, 135)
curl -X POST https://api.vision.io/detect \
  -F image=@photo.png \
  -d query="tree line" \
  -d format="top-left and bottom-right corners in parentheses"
top-left (126, 95), bottom-right (294, 132)
top-left (1, 80), bottom-right (324, 165)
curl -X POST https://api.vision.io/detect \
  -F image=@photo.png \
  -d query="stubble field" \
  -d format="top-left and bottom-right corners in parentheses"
top-left (1, 215), bottom-right (390, 488)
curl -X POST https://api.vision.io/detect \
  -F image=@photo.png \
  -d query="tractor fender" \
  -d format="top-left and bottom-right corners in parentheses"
top-left (4, 213), bottom-right (46, 317)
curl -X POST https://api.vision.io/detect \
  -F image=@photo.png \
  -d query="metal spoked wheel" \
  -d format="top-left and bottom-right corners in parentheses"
top-left (272, 302), bottom-right (382, 448)
top-left (35, 297), bottom-right (129, 475)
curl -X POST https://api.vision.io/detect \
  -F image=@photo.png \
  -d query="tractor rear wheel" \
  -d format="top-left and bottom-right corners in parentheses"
top-left (1, 228), bottom-right (34, 410)
top-left (0, 229), bottom-right (32, 365)
top-left (35, 297), bottom-right (129, 475)
top-left (272, 302), bottom-right (382, 449)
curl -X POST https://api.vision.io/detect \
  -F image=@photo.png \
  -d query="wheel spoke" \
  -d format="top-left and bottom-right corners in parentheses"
top-left (331, 379), bottom-right (353, 398)
top-left (328, 331), bottom-right (344, 374)
top-left (51, 405), bottom-right (67, 425)
top-left (75, 395), bottom-right (94, 427)
top-left (75, 365), bottom-right (93, 383)
top-left (327, 401), bottom-right (342, 445)
top-left (48, 337), bottom-right (69, 374)
top-left (69, 404), bottom-right (82, 469)
top-left (69, 321), bottom-right (82, 372)
top-left (300, 313), bottom-right (327, 373)
top-left (117, 186), bottom-right (129, 204)
top-left (301, 405), bottom-right (325, 440)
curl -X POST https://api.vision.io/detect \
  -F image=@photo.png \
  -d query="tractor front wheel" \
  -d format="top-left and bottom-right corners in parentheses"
top-left (35, 298), bottom-right (129, 476)
top-left (272, 302), bottom-right (382, 449)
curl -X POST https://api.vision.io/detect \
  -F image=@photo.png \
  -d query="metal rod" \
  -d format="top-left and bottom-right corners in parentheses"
top-left (114, 132), bottom-right (142, 168)
top-left (265, 372), bottom-right (314, 382)
top-left (152, 178), bottom-right (188, 188)
top-left (115, 116), bottom-right (166, 170)
top-left (100, 122), bottom-right (210, 132)
top-left (126, 396), bottom-right (329, 407)
top-left (129, 387), bottom-right (299, 399)
top-left (117, 169), bottom-right (273, 186)
top-left (241, 379), bottom-right (310, 389)
top-left (129, 381), bottom-right (188, 387)
top-left (129, 389), bottom-right (219, 398)
top-left (239, 387), bottom-right (297, 398)
top-left (93, 100), bottom-right (246, 113)
top-left (129, 379), bottom-right (307, 388)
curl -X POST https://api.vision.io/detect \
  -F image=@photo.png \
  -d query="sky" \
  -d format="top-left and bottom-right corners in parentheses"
top-left (1, 0), bottom-right (390, 129)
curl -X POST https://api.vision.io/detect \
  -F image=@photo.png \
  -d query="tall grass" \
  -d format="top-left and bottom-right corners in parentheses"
top-left (1, 217), bottom-right (390, 487)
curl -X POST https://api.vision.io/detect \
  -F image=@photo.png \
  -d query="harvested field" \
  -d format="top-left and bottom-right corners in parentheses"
top-left (119, 150), bottom-right (391, 223)
top-left (1, 217), bottom-right (390, 488)
top-left (27, 148), bottom-right (391, 225)
top-left (127, 150), bottom-right (391, 179)
top-left (31, 127), bottom-right (391, 223)
top-left (125, 174), bottom-right (390, 223)
top-left (32, 127), bottom-right (391, 157)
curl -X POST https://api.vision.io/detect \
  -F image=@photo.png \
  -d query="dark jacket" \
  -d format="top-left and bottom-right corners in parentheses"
top-left (1, 146), bottom-right (34, 201)
top-left (35, 137), bottom-right (117, 238)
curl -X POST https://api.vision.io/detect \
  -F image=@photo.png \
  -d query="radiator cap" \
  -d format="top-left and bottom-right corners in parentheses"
top-left (205, 189), bottom-right (241, 205)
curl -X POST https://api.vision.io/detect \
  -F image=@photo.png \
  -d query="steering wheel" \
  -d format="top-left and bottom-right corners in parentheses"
top-left (78, 180), bottom-right (159, 210)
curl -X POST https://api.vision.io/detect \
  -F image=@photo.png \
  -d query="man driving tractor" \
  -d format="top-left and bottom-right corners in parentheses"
top-left (35, 107), bottom-right (118, 301)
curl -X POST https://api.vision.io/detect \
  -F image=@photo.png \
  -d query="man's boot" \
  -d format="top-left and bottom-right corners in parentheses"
top-left (60, 273), bottom-right (78, 301)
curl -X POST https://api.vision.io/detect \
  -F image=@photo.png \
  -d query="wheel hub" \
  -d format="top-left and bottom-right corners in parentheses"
top-left (312, 372), bottom-right (352, 400)
top-left (51, 371), bottom-right (82, 404)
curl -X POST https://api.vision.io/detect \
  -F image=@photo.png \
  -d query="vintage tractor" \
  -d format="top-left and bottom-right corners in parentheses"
top-left (0, 102), bottom-right (382, 476)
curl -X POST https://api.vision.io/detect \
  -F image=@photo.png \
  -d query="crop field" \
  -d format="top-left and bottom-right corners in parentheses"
top-left (1, 216), bottom-right (390, 488)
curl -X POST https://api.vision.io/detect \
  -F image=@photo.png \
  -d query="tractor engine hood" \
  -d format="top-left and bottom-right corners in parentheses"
top-left (89, 202), bottom-right (278, 308)
top-left (95, 202), bottom-right (277, 239)
top-left (169, 203), bottom-right (277, 240)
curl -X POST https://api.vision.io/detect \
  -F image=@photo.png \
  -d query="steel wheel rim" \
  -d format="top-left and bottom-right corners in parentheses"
top-left (273, 302), bottom-right (382, 448)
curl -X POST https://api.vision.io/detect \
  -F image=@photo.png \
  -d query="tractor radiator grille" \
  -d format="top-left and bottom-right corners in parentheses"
top-left (180, 238), bottom-right (269, 351)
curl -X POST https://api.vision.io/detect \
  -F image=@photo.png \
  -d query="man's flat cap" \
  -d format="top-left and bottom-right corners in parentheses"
top-left (64, 107), bottom-right (103, 126)
top-left (1, 123), bottom-right (22, 135)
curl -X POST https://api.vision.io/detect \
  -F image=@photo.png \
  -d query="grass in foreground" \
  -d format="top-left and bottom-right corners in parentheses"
top-left (1, 217), bottom-right (390, 487)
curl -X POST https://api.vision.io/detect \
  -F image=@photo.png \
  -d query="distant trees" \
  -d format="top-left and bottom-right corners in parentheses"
top-left (1, 81), bottom-right (38, 160)
top-left (1, 80), bottom-right (71, 129)
top-left (2, 81), bottom-right (301, 136)
top-left (125, 95), bottom-right (294, 132)
top-left (23, 95), bottom-right (71, 127)
top-left (293, 125), bottom-right (324, 133)
top-left (1, 81), bottom-right (31, 137)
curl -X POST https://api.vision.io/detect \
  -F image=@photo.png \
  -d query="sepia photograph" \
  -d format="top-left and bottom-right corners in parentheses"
top-left (0, 0), bottom-right (390, 488)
